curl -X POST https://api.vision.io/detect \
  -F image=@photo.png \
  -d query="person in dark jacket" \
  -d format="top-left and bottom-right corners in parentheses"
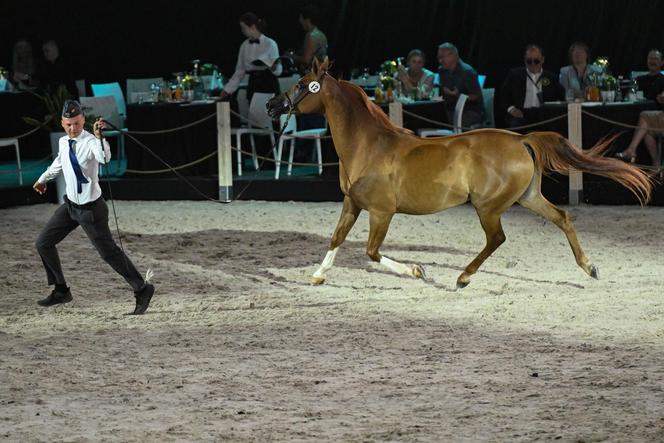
top-left (501, 44), bottom-right (563, 128)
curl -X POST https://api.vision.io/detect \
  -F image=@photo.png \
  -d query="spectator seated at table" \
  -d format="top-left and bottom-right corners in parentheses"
top-left (559, 41), bottom-right (601, 99)
top-left (615, 76), bottom-right (664, 167)
top-left (396, 49), bottom-right (434, 98)
top-left (635, 49), bottom-right (664, 100)
top-left (10, 39), bottom-right (37, 90)
top-left (437, 42), bottom-right (485, 127)
top-left (501, 44), bottom-right (563, 128)
top-left (36, 40), bottom-right (77, 97)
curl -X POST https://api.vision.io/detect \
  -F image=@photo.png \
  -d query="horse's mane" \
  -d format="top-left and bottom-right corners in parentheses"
top-left (337, 80), bottom-right (413, 136)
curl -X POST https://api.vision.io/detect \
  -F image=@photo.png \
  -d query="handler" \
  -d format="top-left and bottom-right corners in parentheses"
top-left (33, 100), bottom-right (155, 314)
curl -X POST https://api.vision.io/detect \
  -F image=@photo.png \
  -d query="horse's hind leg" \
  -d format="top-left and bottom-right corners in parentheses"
top-left (519, 192), bottom-right (598, 279)
top-left (367, 211), bottom-right (425, 279)
top-left (457, 209), bottom-right (507, 289)
top-left (311, 196), bottom-right (362, 284)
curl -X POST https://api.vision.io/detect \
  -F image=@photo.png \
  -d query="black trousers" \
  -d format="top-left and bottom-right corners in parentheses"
top-left (35, 197), bottom-right (145, 292)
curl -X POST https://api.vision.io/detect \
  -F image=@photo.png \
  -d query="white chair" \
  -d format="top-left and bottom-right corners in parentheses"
top-left (278, 74), bottom-right (300, 94)
top-left (418, 94), bottom-right (468, 137)
top-left (91, 82), bottom-right (126, 117)
top-left (126, 77), bottom-right (163, 104)
top-left (0, 138), bottom-right (22, 185)
top-left (275, 118), bottom-right (327, 178)
top-left (273, 114), bottom-right (298, 179)
top-left (79, 96), bottom-right (127, 175)
top-left (481, 88), bottom-right (495, 128)
top-left (232, 92), bottom-right (277, 176)
top-left (237, 88), bottom-right (249, 123)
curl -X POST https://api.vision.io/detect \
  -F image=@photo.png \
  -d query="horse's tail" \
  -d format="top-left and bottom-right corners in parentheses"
top-left (523, 131), bottom-right (653, 205)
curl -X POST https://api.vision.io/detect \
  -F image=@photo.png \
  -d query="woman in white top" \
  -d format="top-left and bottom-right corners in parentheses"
top-left (220, 12), bottom-right (282, 101)
top-left (396, 49), bottom-right (435, 96)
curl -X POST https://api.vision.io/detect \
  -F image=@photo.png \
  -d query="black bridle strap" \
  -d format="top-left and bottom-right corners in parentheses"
top-left (283, 70), bottom-right (329, 115)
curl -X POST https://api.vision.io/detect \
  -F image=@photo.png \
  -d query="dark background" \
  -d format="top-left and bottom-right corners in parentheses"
top-left (3, 0), bottom-right (664, 90)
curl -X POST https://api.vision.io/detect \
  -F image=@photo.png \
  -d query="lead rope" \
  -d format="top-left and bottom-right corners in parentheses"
top-left (99, 132), bottom-right (153, 286)
top-left (99, 104), bottom-right (294, 283)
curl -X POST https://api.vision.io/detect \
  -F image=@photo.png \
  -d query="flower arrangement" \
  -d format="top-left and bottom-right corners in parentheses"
top-left (200, 63), bottom-right (219, 76)
top-left (592, 56), bottom-right (610, 73)
top-left (181, 74), bottom-right (200, 90)
top-left (599, 74), bottom-right (617, 91)
top-left (379, 59), bottom-right (398, 91)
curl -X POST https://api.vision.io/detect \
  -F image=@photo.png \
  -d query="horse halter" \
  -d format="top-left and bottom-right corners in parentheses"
top-left (283, 69), bottom-right (329, 117)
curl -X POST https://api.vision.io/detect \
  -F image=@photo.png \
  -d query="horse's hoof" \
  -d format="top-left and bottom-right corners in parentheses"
top-left (589, 265), bottom-right (599, 279)
top-left (456, 280), bottom-right (469, 290)
top-left (412, 264), bottom-right (426, 279)
top-left (311, 276), bottom-right (326, 285)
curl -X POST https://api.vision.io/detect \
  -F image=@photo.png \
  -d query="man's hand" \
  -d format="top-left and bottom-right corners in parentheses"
top-left (443, 86), bottom-right (459, 97)
top-left (657, 92), bottom-right (664, 105)
top-left (33, 180), bottom-right (46, 195)
top-left (397, 64), bottom-right (408, 79)
top-left (509, 107), bottom-right (524, 119)
top-left (93, 118), bottom-right (106, 139)
top-left (219, 90), bottom-right (230, 100)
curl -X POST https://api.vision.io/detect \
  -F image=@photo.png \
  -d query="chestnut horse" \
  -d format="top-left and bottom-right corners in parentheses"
top-left (267, 58), bottom-right (652, 288)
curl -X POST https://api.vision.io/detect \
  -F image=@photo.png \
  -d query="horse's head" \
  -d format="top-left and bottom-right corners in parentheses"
top-left (267, 57), bottom-right (331, 119)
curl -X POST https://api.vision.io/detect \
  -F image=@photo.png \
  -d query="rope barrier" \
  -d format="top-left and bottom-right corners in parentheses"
top-left (0, 153), bottom-right (53, 175)
top-left (506, 113), bottom-right (570, 131)
top-left (231, 146), bottom-right (340, 166)
top-left (581, 109), bottom-right (664, 132)
top-left (400, 109), bottom-right (456, 129)
top-left (228, 108), bottom-right (333, 139)
top-left (125, 150), bottom-right (218, 174)
top-left (122, 112), bottom-right (217, 135)
top-left (401, 108), bottom-right (570, 132)
top-left (2, 115), bottom-right (54, 140)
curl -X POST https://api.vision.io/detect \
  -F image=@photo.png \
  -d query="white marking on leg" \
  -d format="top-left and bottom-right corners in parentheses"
top-left (313, 248), bottom-right (338, 279)
top-left (380, 256), bottom-right (415, 276)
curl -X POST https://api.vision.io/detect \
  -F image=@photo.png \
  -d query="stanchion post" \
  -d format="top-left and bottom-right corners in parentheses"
top-left (217, 101), bottom-right (232, 202)
top-left (567, 102), bottom-right (583, 205)
top-left (388, 101), bottom-right (403, 127)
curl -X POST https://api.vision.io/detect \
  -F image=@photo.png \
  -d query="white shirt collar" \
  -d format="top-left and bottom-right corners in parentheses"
top-left (527, 69), bottom-right (542, 78)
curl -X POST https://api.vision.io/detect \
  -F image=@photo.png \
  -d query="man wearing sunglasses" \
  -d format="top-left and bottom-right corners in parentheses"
top-left (500, 44), bottom-right (563, 128)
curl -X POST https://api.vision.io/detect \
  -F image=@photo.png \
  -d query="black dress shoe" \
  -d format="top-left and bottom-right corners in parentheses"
top-left (132, 284), bottom-right (155, 315)
top-left (38, 288), bottom-right (73, 307)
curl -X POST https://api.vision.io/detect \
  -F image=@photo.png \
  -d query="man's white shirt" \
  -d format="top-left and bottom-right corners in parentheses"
top-left (524, 71), bottom-right (543, 109)
top-left (38, 129), bottom-right (111, 205)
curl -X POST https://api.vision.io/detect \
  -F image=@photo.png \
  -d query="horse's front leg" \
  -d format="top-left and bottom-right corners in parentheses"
top-left (367, 210), bottom-right (426, 279)
top-left (311, 196), bottom-right (362, 284)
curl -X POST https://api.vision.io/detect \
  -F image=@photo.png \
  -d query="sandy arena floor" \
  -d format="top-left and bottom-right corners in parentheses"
top-left (1, 200), bottom-right (663, 442)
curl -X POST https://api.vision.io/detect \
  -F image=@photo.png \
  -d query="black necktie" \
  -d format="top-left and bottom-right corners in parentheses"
top-left (68, 139), bottom-right (89, 193)
top-left (249, 39), bottom-right (260, 44)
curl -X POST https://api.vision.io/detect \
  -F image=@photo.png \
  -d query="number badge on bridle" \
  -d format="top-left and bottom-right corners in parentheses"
top-left (308, 81), bottom-right (321, 94)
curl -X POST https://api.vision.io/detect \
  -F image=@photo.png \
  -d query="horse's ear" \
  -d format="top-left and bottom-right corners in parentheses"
top-left (312, 57), bottom-right (320, 75)
top-left (320, 56), bottom-right (330, 71)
